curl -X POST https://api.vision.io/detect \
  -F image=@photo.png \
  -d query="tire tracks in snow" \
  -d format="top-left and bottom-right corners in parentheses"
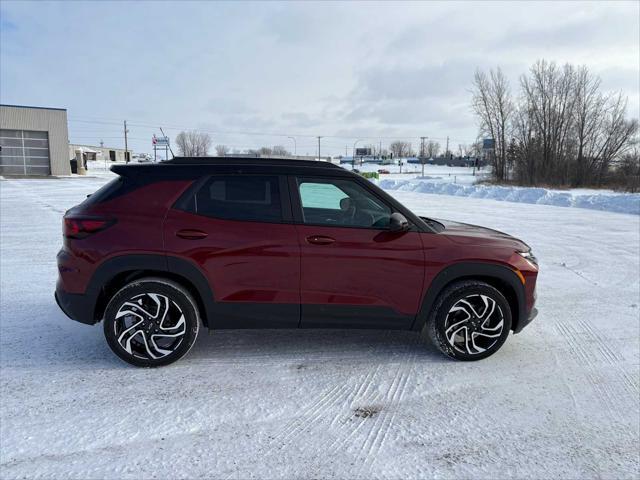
top-left (555, 319), bottom-right (637, 424)
top-left (268, 331), bottom-right (422, 469)
top-left (328, 334), bottom-right (422, 468)
top-left (270, 333), bottom-right (392, 448)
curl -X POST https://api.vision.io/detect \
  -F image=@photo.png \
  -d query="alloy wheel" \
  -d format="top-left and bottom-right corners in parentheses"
top-left (113, 292), bottom-right (186, 360)
top-left (444, 294), bottom-right (504, 355)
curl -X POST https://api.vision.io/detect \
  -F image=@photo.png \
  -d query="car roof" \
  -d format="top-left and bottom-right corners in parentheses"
top-left (111, 156), bottom-right (352, 178)
top-left (164, 156), bottom-right (342, 169)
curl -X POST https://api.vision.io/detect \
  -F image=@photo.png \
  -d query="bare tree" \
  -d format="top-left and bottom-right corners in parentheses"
top-left (471, 67), bottom-right (514, 181)
top-left (571, 66), bottom-right (606, 185)
top-left (389, 141), bottom-right (412, 158)
top-left (594, 94), bottom-right (638, 184)
top-left (425, 140), bottom-right (440, 159)
top-left (271, 145), bottom-right (290, 156)
top-left (215, 144), bottom-right (229, 156)
top-left (520, 60), bottom-right (577, 184)
top-left (614, 144), bottom-right (640, 192)
top-left (472, 60), bottom-right (638, 189)
top-left (175, 131), bottom-right (212, 157)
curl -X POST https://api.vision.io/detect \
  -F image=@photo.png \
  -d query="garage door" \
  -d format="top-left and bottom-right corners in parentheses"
top-left (0, 129), bottom-right (51, 175)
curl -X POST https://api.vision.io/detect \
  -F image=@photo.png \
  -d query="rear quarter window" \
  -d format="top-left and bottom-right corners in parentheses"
top-left (81, 177), bottom-right (126, 206)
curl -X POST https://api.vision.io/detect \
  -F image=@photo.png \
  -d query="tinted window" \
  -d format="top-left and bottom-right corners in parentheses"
top-left (192, 175), bottom-right (282, 222)
top-left (297, 178), bottom-right (392, 229)
top-left (81, 177), bottom-right (125, 206)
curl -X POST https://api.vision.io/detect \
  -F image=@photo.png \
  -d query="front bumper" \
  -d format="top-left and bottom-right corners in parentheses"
top-left (55, 285), bottom-right (96, 325)
top-left (514, 306), bottom-right (538, 333)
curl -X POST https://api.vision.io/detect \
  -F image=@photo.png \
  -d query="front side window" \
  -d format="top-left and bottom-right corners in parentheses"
top-left (190, 175), bottom-right (282, 222)
top-left (297, 178), bottom-right (392, 228)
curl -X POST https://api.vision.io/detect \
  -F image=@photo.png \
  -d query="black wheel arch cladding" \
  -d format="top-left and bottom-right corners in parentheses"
top-left (87, 254), bottom-right (215, 327)
top-left (412, 262), bottom-right (526, 333)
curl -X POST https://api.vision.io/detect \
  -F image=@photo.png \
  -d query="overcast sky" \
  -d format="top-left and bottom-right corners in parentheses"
top-left (1, 0), bottom-right (638, 156)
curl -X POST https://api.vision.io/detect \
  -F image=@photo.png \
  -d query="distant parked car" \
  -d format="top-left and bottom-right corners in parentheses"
top-left (378, 169), bottom-right (390, 174)
top-left (55, 156), bottom-right (539, 367)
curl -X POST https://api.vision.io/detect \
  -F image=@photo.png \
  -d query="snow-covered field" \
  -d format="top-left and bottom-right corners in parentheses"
top-left (1, 175), bottom-right (639, 479)
top-left (347, 162), bottom-right (640, 215)
top-left (380, 178), bottom-right (640, 216)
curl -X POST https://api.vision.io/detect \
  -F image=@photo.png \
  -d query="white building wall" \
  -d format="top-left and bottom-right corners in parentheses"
top-left (69, 144), bottom-right (129, 164)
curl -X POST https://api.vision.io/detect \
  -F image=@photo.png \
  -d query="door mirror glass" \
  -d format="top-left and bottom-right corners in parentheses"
top-left (389, 212), bottom-right (409, 232)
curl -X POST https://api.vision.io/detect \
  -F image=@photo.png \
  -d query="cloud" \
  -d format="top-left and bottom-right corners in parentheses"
top-left (280, 112), bottom-right (317, 128)
top-left (492, 8), bottom-right (638, 51)
top-left (0, 17), bottom-right (17, 32)
top-left (0, 1), bottom-right (637, 156)
top-left (206, 98), bottom-right (255, 115)
top-left (353, 62), bottom-right (475, 101)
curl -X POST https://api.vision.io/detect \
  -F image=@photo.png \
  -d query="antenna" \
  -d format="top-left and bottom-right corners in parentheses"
top-left (159, 127), bottom-right (175, 158)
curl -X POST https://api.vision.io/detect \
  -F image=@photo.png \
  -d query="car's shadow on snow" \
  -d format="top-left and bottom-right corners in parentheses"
top-left (187, 328), bottom-right (448, 366)
top-left (3, 304), bottom-right (447, 369)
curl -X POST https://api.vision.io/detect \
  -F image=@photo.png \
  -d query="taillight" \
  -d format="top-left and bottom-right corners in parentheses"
top-left (64, 217), bottom-right (115, 239)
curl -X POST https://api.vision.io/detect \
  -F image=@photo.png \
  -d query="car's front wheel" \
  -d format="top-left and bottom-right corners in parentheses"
top-left (103, 278), bottom-right (200, 367)
top-left (426, 280), bottom-right (512, 361)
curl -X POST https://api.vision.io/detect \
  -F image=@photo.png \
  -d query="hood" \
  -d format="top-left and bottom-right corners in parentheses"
top-left (432, 218), bottom-right (528, 249)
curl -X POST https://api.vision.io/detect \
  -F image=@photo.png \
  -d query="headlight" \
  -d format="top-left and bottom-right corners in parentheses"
top-left (517, 250), bottom-right (538, 266)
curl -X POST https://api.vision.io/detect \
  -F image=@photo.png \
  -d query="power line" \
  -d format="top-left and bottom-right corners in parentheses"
top-left (67, 117), bottom-right (476, 144)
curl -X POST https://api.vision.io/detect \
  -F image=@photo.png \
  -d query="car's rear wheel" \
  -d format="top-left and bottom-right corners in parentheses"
top-left (426, 280), bottom-right (512, 361)
top-left (103, 278), bottom-right (200, 367)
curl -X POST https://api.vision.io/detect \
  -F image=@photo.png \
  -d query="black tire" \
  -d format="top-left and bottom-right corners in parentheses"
top-left (103, 278), bottom-right (200, 367)
top-left (425, 280), bottom-right (512, 361)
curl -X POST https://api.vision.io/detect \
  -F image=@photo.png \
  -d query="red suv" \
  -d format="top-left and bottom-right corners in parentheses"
top-left (55, 157), bottom-right (538, 367)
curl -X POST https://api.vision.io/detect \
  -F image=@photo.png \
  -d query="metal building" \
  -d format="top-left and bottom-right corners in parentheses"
top-left (0, 104), bottom-right (71, 176)
top-left (69, 144), bottom-right (131, 164)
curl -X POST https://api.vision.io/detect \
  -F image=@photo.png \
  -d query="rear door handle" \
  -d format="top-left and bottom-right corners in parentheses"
top-left (306, 235), bottom-right (335, 245)
top-left (176, 229), bottom-right (208, 240)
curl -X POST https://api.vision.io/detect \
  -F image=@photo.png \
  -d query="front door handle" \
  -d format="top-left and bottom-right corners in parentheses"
top-left (176, 229), bottom-right (208, 240)
top-left (306, 235), bottom-right (335, 245)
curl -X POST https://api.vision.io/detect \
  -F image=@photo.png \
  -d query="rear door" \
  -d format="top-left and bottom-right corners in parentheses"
top-left (164, 174), bottom-right (300, 328)
top-left (291, 175), bottom-right (425, 329)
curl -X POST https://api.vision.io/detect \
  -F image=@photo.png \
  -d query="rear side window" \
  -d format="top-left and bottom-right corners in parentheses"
top-left (81, 177), bottom-right (125, 206)
top-left (189, 175), bottom-right (283, 222)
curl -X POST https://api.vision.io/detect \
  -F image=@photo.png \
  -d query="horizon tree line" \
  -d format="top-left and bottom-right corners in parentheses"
top-left (472, 59), bottom-right (638, 189)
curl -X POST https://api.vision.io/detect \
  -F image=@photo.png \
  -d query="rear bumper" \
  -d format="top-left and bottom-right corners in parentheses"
top-left (55, 285), bottom-right (96, 325)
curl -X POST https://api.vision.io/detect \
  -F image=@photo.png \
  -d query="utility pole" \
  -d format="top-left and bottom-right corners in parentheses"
top-left (445, 136), bottom-right (450, 159)
top-left (124, 120), bottom-right (129, 163)
top-left (317, 136), bottom-right (322, 161)
top-left (345, 145), bottom-right (348, 157)
top-left (420, 136), bottom-right (427, 177)
top-left (288, 136), bottom-right (297, 156)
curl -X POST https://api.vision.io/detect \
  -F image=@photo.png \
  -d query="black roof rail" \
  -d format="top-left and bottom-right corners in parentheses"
top-left (162, 156), bottom-right (341, 168)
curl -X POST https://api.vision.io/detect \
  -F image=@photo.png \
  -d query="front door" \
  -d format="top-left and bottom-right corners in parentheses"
top-left (164, 174), bottom-right (300, 328)
top-left (291, 176), bottom-right (425, 329)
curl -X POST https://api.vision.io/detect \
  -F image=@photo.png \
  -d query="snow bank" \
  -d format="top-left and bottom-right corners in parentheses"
top-left (378, 179), bottom-right (640, 215)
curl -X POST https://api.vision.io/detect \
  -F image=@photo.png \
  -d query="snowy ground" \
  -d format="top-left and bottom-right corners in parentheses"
top-left (343, 162), bottom-right (640, 215)
top-left (1, 175), bottom-right (639, 479)
top-left (379, 177), bottom-right (640, 216)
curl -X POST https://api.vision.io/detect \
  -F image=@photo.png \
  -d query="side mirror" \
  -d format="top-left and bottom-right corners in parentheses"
top-left (389, 212), bottom-right (409, 232)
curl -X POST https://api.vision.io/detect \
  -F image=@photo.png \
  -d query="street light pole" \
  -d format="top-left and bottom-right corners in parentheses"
top-left (420, 136), bottom-right (428, 177)
top-left (124, 120), bottom-right (129, 163)
top-left (288, 136), bottom-right (297, 156)
top-left (317, 136), bottom-right (322, 161)
top-left (353, 139), bottom-right (362, 170)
